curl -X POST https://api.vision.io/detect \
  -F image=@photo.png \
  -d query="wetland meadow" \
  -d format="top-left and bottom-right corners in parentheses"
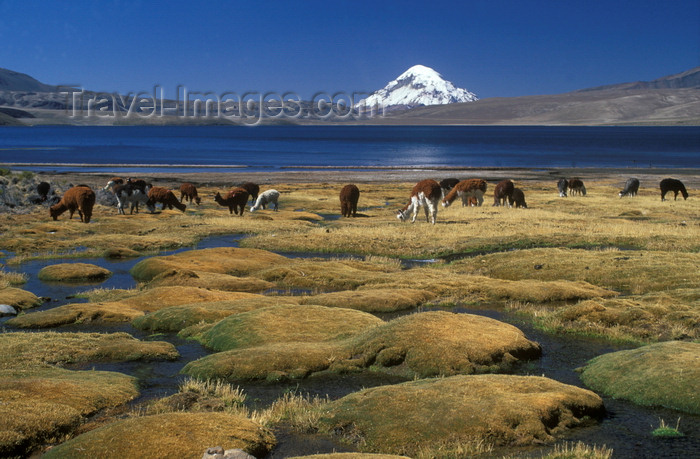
top-left (0, 168), bottom-right (699, 458)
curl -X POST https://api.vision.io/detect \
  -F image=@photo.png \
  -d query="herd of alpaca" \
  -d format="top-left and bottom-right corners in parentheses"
top-left (43, 175), bottom-right (690, 224)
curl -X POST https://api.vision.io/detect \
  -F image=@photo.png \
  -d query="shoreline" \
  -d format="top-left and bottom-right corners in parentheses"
top-left (32, 166), bottom-right (700, 189)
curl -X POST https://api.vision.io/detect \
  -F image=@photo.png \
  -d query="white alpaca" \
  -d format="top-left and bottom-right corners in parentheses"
top-left (250, 189), bottom-right (280, 211)
top-left (396, 179), bottom-right (441, 225)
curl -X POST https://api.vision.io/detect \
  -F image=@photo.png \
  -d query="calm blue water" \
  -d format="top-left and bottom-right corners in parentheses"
top-left (0, 125), bottom-right (698, 173)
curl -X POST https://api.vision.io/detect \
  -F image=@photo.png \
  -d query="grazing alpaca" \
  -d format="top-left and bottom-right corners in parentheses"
top-left (397, 179), bottom-right (441, 224)
top-left (442, 179), bottom-right (487, 208)
top-left (493, 180), bottom-right (515, 207)
top-left (240, 182), bottom-right (260, 203)
top-left (113, 183), bottom-right (154, 215)
top-left (340, 184), bottom-right (360, 217)
top-left (509, 188), bottom-right (527, 208)
top-left (250, 189), bottom-right (280, 212)
top-left (179, 182), bottom-right (201, 205)
top-left (148, 186), bottom-right (187, 212)
top-left (660, 178), bottom-right (689, 201)
top-left (557, 178), bottom-right (568, 197)
top-left (50, 185), bottom-right (95, 223)
top-left (103, 177), bottom-right (124, 191)
top-left (568, 178), bottom-right (586, 196)
top-left (619, 178), bottom-right (640, 198)
top-left (214, 187), bottom-right (250, 215)
top-left (439, 178), bottom-right (460, 199)
top-left (37, 181), bottom-right (50, 202)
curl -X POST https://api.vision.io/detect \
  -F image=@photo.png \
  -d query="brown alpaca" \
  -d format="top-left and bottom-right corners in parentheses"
top-left (148, 186), bottom-right (187, 212)
top-left (50, 186), bottom-right (96, 223)
top-left (240, 182), bottom-right (260, 203)
top-left (493, 180), bottom-right (515, 206)
top-left (568, 178), bottom-right (586, 196)
top-left (442, 179), bottom-right (487, 208)
top-left (397, 179), bottom-right (442, 224)
top-left (179, 182), bottom-right (201, 205)
top-left (214, 187), bottom-right (250, 215)
top-left (339, 184), bottom-right (360, 217)
top-left (508, 188), bottom-right (527, 208)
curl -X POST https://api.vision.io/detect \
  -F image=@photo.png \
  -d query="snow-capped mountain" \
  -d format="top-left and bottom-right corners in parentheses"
top-left (356, 65), bottom-right (478, 111)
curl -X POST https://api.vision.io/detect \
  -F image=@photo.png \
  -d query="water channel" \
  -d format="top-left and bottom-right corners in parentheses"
top-left (2, 233), bottom-right (698, 458)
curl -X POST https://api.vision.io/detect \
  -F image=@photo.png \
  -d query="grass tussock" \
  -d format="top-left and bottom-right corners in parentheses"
top-left (454, 248), bottom-right (700, 295)
top-left (508, 287), bottom-right (700, 343)
top-left (318, 375), bottom-right (604, 456)
top-left (132, 296), bottom-right (302, 333)
top-left (299, 288), bottom-right (436, 313)
top-left (0, 367), bottom-right (139, 457)
top-left (579, 341), bottom-right (700, 414)
top-left (192, 304), bottom-right (383, 352)
top-left (0, 332), bottom-right (178, 369)
top-left (0, 286), bottom-right (42, 309)
top-left (37, 263), bottom-right (112, 283)
top-left (8, 287), bottom-right (258, 328)
top-left (41, 411), bottom-right (276, 459)
top-left (651, 418), bottom-right (684, 438)
top-left (504, 441), bottom-right (613, 459)
top-left (0, 268), bottom-right (27, 287)
top-left (182, 311), bottom-right (541, 382)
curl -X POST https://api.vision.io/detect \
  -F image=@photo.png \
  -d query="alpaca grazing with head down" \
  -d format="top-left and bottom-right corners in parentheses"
top-left (49, 185), bottom-right (96, 223)
top-left (442, 179), bottom-right (487, 208)
top-left (660, 178), bottom-right (688, 201)
top-left (397, 179), bottom-right (442, 224)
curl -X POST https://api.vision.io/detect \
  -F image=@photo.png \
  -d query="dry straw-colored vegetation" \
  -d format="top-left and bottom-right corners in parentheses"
top-left (2, 175), bottom-right (698, 457)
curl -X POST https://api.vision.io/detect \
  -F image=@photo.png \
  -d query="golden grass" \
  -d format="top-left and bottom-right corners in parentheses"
top-left (508, 287), bottom-right (700, 343)
top-left (0, 268), bottom-right (27, 287)
top-left (299, 287), bottom-right (436, 312)
top-left (579, 341), bottom-right (700, 414)
top-left (318, 375), bottom-right (604, 456)
top-left (0, 286), bottom-right (42, 309)
top-left (0, 332), bottom-right (178, 369)
top-left (37, 262), bottom-right (112, 283)
top-left (41, 412), bottom-right (276, 459)
top-left (182, 311), bottom-right (541, 381)
top-left (7, 287), bottom-right (258, 328)
top-left (132, 296), bottom-right (302, 332)
top-left (193, 304), bottom-right (384, 352)
top-left (0, 367), bottom-right (139, 457)
top-left (503, 441), bottom-right (613, 459)
top-left (453, 248), bottom-right (700, 294)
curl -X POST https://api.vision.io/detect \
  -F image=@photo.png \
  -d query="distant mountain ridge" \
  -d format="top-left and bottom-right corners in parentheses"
top-left (0, 67), bottom-right (58, 92)
top-left (579, 67), bottom-right (700, 92)
top-left (357, 65), bottom-right (478, 110)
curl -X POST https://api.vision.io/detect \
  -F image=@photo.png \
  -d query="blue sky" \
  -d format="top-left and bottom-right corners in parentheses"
top-left (1, 0), bottom-right (698, 99)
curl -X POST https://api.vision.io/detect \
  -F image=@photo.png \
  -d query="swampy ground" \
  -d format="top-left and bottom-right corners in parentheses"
top-left (0, 167), bottom-right (698, 458)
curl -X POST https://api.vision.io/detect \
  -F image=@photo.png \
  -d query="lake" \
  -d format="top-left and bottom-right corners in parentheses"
top-left (0, 125), bottom-right (698, 174)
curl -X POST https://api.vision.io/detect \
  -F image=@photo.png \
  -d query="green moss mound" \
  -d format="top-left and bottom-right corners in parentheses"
top-left (130, 247), bottom-right (290, 282)
top-left (194, 304), bottom-right (383, 352)
top-left (43, 412), bottom-right (276, 459)
top-left (38, 263), bottom-right (112, 282)
top-left (580, 341), bottom-right (700, 414)
top-left (319, 375), bottom-right (604, 455)
top-left (132, 296), bottom-right (301, 332)
top-left (289, 455), bottom-right (410, 459)
top-left (0, 286), bottom-right (42, 309)
top-left (300, 288), bottom-right (435, 312)
top-left (0, 367), bottom-right (138, 457)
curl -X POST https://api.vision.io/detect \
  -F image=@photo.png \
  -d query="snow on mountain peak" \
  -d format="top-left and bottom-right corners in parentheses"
top-left (357, 65), bottom-right (478, 110)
